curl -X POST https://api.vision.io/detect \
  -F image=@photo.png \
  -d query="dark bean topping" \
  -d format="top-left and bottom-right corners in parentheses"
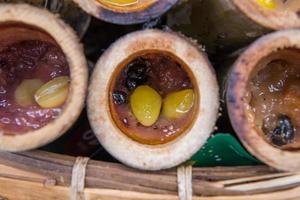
top-left (147, 55), bottom-right (192, 95)
top-left (127, 59), bottom-right (150, 79)
top-left (112, 91), bottom-right (127, 105)
top-left (125, 78), bottom-right (138, 91)
top-left (125, 58), bottom-right (150, 90)
top-left (270, 115), bottom-right (295, 146)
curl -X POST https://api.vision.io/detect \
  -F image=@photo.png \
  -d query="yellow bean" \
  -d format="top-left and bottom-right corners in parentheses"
top-left (34, 76), bottom-right (70, 108)
top-left (130, 85), bottom-right (162, 126)
top-left (162, 89), bottom-right (194, 119)
top-left (14, 79), bottom-right (44, 107)
top-left (101, 0), bottom-right (138, 6)
top-left (256, 0), bottom-right (277, 9)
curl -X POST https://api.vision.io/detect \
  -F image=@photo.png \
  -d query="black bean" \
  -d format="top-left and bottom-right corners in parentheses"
top-left (112, 91), bottom-right (127, 105)
top-left (125, 78), bottom-right (138, 91)
top-left (270, 115), bottom-right (295, 146)
top-left (125, 58), bottom-right (150, 90)
top-left (127, 65), bottom-right (148, 80)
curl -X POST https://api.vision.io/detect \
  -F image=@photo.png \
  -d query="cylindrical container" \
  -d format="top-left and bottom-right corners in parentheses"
top-left (0, 0), bottom-right (91, 38)
top-left (167, 0), bottom-right (300, 55)
top-left (46, 0), bottom-right (91, 38)
top-left (88, 29), bottom-right (219, 170)
top-left (0, 0), bottom-right (46, 6)
top-left (0, 4), bottom-right (88, 151)
top-left (227, 29), bottom-right (300, 171)
top-left (72, 0), bottom-right (178, 25)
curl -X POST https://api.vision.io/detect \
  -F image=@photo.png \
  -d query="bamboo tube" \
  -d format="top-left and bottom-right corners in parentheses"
top-left (46, 0), bottom-right (91, 38)
top-left (227, 29), bottom-right (300, 171)
top-left (87, 29), bottom-right (219, 170)
top-left (0, 0), bottom-right (91, 38)
top-left (0, 4), bottom-right (88, 151)
top-left (0, 0), bottom-right (47, 6)
top-left (167, 0), bottom-right (300, 55)
top-left (72, 0), bottom-right (178, 25)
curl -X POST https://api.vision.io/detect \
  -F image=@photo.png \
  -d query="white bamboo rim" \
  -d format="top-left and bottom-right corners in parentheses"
top-left (227, 29), bottom-right (300, 172)
top-left (234, 0), bottom-right (300, 30)
top-left (72, 0), bottom-right (178, 25)
top-left (0, 4), bottom-right (88, 151)
top-left (88, 29), bottom-right (219, 170)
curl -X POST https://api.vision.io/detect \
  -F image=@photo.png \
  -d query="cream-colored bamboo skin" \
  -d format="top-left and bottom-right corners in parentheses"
top-left (234, 0), bottom-right (300, 30)
top-left (88, 29), bottom-right (219, 170)
top-left (227, 29), bottom-right (300, 172)
top-left (0, 4), bottom-right (88, 151)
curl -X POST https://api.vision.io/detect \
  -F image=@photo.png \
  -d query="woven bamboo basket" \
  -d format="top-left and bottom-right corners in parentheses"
top-left (1, 151), bottom-right (300, 199)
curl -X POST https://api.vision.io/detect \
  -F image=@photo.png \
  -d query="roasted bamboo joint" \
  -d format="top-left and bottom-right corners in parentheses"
top-left (72, 0), bottom-right (178, 25)
top-left (0, 4), bottom-right (88, 151)
top-left (88, 29), bottom-right (219, 170)
top-left (227, 30), bottom-right (300, 172)
top-left (236, 0), bottom-right (300, 29)
top-left (167, 0), bottom-right (300, 55)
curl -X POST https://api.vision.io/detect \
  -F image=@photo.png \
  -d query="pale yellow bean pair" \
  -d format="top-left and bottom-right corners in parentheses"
top-left (130, 85), bottom-right (194, 126)
top-left (14, 76), bottom-right (70, 108)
